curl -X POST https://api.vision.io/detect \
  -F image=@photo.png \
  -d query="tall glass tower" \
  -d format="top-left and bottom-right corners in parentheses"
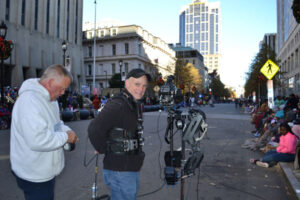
top-left (179, 0), bottom-right (221, 73)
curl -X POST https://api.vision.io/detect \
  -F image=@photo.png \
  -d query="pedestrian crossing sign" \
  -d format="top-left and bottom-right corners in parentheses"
top-left (260, 59), bottom-right (279, 80)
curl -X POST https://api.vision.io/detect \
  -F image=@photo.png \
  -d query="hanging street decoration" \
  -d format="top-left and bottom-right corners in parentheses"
top-left (0, 37), bottom-right (13, 60)
top-left (292, 0), bottom-right (300, 23)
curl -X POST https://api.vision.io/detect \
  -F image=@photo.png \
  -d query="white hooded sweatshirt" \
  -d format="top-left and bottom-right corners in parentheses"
top-left (10, 78), bottom-right (70, 182)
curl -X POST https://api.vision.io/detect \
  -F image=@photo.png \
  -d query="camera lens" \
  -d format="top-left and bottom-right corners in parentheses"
top-left (63, 143), bottom-right (75, 151)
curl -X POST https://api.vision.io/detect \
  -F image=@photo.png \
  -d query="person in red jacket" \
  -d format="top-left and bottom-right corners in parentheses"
top-left (92, 95), bottom-right (100, 110)
top-left (250, 122), bottom-right (297, 168)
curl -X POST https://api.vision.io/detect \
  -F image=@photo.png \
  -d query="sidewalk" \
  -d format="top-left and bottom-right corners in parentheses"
top-left (280, 162), bottom-right (300, 199)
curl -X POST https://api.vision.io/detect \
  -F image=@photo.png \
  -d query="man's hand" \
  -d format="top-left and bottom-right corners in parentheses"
top-left (66, 130), bottom-right (78, 143)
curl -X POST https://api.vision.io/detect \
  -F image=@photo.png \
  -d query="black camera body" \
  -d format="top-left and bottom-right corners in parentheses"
top-left (63, 142), bottom-right (75, 151)
top-left (164, 151), bottom-right (181, 185)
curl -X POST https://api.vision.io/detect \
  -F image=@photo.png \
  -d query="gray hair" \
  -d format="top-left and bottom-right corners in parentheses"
top-left (40, 64), bottom-right (73, 82)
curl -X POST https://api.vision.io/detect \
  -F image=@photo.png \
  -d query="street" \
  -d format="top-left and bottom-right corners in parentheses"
top-left (0, 103), bottom-right (297, 200)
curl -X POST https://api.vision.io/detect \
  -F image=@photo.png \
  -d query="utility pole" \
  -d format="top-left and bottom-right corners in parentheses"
top-left (92, 0), bottom-right (97, 93)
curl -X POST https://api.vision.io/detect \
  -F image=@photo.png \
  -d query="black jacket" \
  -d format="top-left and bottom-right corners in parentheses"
top-left (88, 89), bottom-right (145, 171)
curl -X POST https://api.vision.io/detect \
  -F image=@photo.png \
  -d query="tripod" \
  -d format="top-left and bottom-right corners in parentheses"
top-left (91, 155), bottom-right (110, 200)
top-left (164, 106), bottom-right (206, 200)
top-left (164, 107), bottom-right (187, 200)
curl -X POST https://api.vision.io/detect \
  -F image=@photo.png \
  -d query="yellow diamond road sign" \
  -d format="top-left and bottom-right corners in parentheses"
top-left (260, 59), bottom-right (279, 80)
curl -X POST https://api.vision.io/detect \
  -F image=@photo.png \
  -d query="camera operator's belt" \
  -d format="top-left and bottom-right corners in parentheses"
top-left (107, 128), bottom-right (139, 154)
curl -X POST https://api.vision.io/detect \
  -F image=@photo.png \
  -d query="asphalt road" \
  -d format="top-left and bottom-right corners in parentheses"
top-left (0, 103), bottom-right (297, 200)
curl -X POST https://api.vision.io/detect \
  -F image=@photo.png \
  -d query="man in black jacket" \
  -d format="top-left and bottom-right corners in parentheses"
top-left (88, 68), bottom-right (151, 200)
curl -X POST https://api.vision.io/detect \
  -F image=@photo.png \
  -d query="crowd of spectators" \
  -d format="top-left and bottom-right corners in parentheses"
top-left (0, 87), bottom-right (19, 130)
top-left (241, 94), bottom-right (300, 169)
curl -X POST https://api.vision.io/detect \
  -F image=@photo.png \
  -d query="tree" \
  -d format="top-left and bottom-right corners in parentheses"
top-left (174, 58), bottom-right (202, 93)
top-left (208, 71), bottom-right (232, 99)
top-left (109, 73), bottom-right (124, 88)
top-left (244, 43), bottom-right (278, 99)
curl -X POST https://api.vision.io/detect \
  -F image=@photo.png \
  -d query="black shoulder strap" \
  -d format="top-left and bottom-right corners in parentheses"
top-left (112, 92), bottom-right (135, 112)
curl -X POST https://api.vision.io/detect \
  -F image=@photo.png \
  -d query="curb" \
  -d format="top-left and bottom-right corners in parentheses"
top-left (280, 162), bottom-right (300, 199)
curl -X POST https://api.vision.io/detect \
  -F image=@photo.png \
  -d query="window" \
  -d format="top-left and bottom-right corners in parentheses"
top-left (201, 33), bottom-right (205, 40)
top-left (46, 0), bottom-right (50, 34)
top-left (125, 63), bottom-right (129, 73)
top-left (112, 63), bottom-right (116, 74)
top-left (99, 45), bottom-right (104, 56)
top-left (34, 0), bottom-right (38, 30)
top-left (190, 24), bottom-right (194, 32)
top-left (201, 13), bottom-right (205, 21)
top-left (112, 44), bottom-right (116, 55)
top-left (66, 0), bottom-right (70, 40)
top-left (138, 64), bottom-right (141, 69)
top-left (99, 30), bottom-right (105, 37)
top-left (125, 43), bottom-right (129, 54)
top-left (138, 44), bottom-right (142, 55)
top-left (88, 46), bottom-right (92, 57)
top-left (56, 0), bottom-right (60, 37)
top-left (75, 0), bottom-right (78, 43)
top-left (5, 0), bottom-right (10, 21)
top-left (21, 0), bottom-right (26, 26)
top-left (87, 65), bottom-right (92, 75)
top-left (111, 28), bottom-right (117, 36)
top-left (97, 64), bottom-right (103, 75)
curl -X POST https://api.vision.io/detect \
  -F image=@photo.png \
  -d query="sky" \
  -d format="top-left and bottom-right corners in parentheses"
top-left (83, 0), bottom-right (277, 89)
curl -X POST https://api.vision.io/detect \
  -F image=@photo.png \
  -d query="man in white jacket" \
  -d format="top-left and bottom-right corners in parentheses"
top-left (10, 64), bottom-right (78, 200)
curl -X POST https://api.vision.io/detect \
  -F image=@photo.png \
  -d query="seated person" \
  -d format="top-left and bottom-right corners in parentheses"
top-left (250, 122), bottom-right (297, 168)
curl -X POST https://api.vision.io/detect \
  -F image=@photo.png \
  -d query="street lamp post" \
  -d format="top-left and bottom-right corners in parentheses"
top-left (104, 70), bottom-right (108, 88)
top-left (0, 21), bottom-right (8, 104)
top-left (61, 40), bottom-right (67, 66)
top-left (119, 60), bottom-right (123, 92)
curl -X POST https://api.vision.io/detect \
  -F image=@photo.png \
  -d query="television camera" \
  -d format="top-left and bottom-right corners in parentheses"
top-left (158, 76), bottom-right (208, 200)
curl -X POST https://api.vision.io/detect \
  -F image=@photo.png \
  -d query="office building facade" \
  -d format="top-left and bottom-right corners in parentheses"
top-left (179, 0), bottom-right (220, 73)
top-left (276, 0), bottom-right (300, 95)
top-left (0, 0), bottom-right (85, 90)
top-left (259, 33), bottom-right (276, 51)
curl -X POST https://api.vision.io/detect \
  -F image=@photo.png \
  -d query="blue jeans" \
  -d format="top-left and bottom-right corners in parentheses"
top-left (261, 150), bottom-right (295, 163)
top-left (103, 169), bottom-right (139, 200)
top-left (13, 172), bottom-right (55, 200)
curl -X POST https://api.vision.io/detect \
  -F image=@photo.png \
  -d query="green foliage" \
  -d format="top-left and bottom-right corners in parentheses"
top-left (174, 58), bottom-right (203, 93)
top-left (244, 43), bottom-right (279, 98)
top-left (210, 75), bottom-right (231, 99)
top-left (109, 73), bottom-right (124, 88)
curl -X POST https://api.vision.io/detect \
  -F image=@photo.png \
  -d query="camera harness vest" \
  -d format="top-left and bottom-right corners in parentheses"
top-left (106, 91), bottom-right (144, 155)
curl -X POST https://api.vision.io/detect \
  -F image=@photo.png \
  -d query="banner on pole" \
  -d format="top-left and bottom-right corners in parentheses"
top-left (267, 80), bottom-right (274, 109)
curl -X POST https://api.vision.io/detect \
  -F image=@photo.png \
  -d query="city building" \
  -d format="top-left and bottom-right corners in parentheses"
top-left (82, 23), bottom-right (176, 92)
top-left (0, 0), bottom-right (85, 90)
top-left (276, 0), bottom-right (300, 95)
top-left (179, 0), bottom-right (221, 73)
top-left (259, 33), bottom-right (276, 51)
top-left (169, 43), bottom-right (209, 92)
